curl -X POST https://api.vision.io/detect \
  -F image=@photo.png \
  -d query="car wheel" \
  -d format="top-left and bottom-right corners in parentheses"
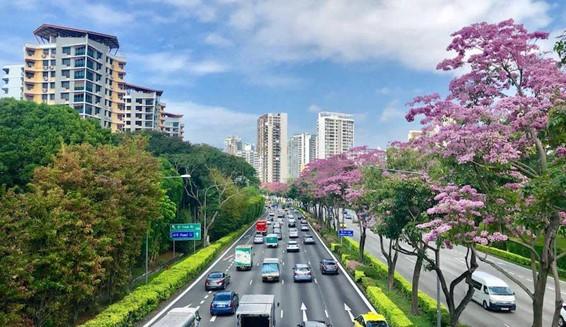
top-left (482, 301), bottom-right (489, 310)
top-left (558, 316), bottom-right (564, 327)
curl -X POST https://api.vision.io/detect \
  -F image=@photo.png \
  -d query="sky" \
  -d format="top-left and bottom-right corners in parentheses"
top-left (1, 0), bottom-right (565, 149)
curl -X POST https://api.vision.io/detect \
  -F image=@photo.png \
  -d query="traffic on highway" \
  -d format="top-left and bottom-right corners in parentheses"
top-left (145, 206), bottom-right (380, 327)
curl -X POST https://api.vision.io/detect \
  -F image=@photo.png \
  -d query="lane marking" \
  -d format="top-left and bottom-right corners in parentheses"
top-left (281, 310), bottom-right (284, 319)
top-left (200, 300), bottom-right (204, 305)
top-left (143, 223), bottom-right (255, 326)
top-left (344, 303), bottom-right (355, 321)
top-left (325, 309), bottom-right (329, 318)
top-left (204, 294), bottom-right (209, 299)
top-left (210, 315), bottom-right (216, 322)
top-left (208, 291), bottom-right (212, 294)
top-left (249, 279), bottom-right (253, 285)
top-left (282, 279), bottom-right (285, 285)
top-left (301, 302), bottom-right (308, 322)
top-left (195, 306), bottom-right (200, 311)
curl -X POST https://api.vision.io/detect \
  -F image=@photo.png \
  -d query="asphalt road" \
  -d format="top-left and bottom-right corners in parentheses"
top-left (142, 211), bottom-right (373, 327)
top-left (342, 210), bottom-right (566, 327)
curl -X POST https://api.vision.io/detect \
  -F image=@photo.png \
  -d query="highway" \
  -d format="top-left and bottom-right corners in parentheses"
top-left (342, 210), bottom-right (566, 327)
top-left (142, 209), bottom-right (374, 327)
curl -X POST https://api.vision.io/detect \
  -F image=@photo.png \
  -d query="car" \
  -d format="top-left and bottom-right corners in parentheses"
top-left (287, 240), bottom-right (300, 252)
top-left (289, 228), bottom-right (299, 238)
top-left (267, 220), bottom-right (272, 225)
top-left (273, 222), bottom-right (281, 229)
top-left (304, 234), bottom-right (315, 244)
top-left (353, 312), bottom-right (389, 327)
top-left (276, 232), bottom-right (283, 240)
top-left (296, 321), bottom-right (331, 327)
top-left (205, 272), bottom-right (230, 291)
top-left (210, 291), bottom-right (239, 315)
top-left (253, 234), bottom-right (264, 244)
top-left (288, 219), bottom-right (296, 227)
top-left (559, 304), bottom-right (565, 326)
top-left (339, 223), bottom-right (347, 229)
top-left (471, 271), bottom-right (516, 312)
top-left (320, 259), bottom-right (339, 274)
top-left (344, 213), bottom-right (352, 219)
top-left (273, 227), bottom-right (282, 234)
top-left (300, 224), bottom-right (309, 231)
top-left (293, 264), bottom-right (313, 282)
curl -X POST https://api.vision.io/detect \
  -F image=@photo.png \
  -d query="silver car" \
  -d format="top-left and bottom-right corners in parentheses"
top-left (286, 240), bottom-right (300, 252)
top-left (293, 264), bottom-right (313, 282)
top-left (289, 228), bottom-right (299, 238)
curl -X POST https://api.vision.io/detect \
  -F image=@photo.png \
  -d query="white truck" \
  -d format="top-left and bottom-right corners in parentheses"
top-left (152, 307), bottom-right (201, 327)
top-left (235, 245), bottom-right (253, 271)
top-left (236, 294), bottom-right (277, 327)
top-left (261, 258), bottom-right (281, 282)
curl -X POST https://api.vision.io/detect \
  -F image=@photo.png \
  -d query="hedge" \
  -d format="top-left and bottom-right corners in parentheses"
top-left (80, 226), bottom-right (249, 327)
top-left (342, 237), bottom-right (451, 325)
top-left (354, 270), bottom-right (366, 282)
top-left (366, 286), bottom-right (414, 327)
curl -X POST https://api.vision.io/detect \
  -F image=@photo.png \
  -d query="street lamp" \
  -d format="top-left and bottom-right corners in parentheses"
top-left (145, 174), bottom-right (191, 283)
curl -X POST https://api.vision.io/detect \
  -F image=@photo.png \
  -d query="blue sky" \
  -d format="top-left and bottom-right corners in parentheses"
top-left (1, 0), bottom-right (565, 148)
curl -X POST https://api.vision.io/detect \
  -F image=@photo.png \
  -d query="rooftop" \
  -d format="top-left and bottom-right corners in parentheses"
top-left (33, 24), bottom-right (120, 49)
top-left (124, 82), bottom-right (163, 96)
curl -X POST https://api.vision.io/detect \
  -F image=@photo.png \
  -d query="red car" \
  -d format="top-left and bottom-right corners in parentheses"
top-left (256, 219), bottom-right (267, 235)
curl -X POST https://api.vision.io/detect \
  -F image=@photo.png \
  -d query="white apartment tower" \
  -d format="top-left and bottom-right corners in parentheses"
top-left (160, 112), bottom-right (184, 138)
top-left (257, 113), bottom-right (288, 183)
top-left (1, 64), bottom-right (24, 99)
top-left (224, 136), bottom-right (243, 155)
top-left (122, 83), bottom-right (163, 132)
top-left (288, 133), bottom-right (316, 180)
top-left (317, 112), bottom-right (354, 159)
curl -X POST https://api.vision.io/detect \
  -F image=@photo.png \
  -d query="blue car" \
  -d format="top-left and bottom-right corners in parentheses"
top-left (210, 291), bottom-right (239, 316)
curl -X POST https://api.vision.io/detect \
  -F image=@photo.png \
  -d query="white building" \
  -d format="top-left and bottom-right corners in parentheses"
top-left (1, 64), bottom-right (24, 99)
top-left (161, 112), bottom-right (184, 138)
top-left (408, 130), bottom-right (423, 141)
top-left (257, 113), bottom-right (288, 183)
top-left (224, 136), bottom-right (243, 155)
top-left (122, 83), bottom-right (163, 132)
top-left (317, 111), bottom-right (354, 159)
top-left (288, 133), bottom-right (316, 180)
top-left (237, 143), bottom-right (261, 177)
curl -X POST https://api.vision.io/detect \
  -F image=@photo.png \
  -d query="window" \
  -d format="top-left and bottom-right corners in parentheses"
top-left (43, 60), bottom-right (49, 67)
top-left (75, 58), bottom-right (85, 67)
top-left (87, 58), bottom-right (95, 69)
top-left (42, 82), bottom-right (48, 89)
top-left (41, 94), bottom-right (48, 100)
top-left (74, 70), bottom-right (85, 79)
top-left (42, 49), bottom-right (49, 55)
top-left (49, 82), bottom-right (55, 89)
top-left (95, 73), bottom-right (101, 82)
top-left (95, 85), bottom-right (101, 93)
top-left (62, 47), bottom-right (71, 55)
top-left (87, 46), bottom-right (96, 58)
top-left (61, 93), bottom-right (69, 101)
top-left (49, 94), bottom-right (55, 100)
top-left (75, 46), bottom-right (85, 56)
top-left (146, 99), bottom-right (154, 105)
top-left (74, 81), bottom-right (85, 91)
top-left (85, 94), bottom-right (93, 104)
top-left (86, 70), bottom-right (94, 81)
top-left (62, 58), bottom-right (71, 66)
top-left (62, 70), bottom-right (70, 78)
top-left (74, 93), bottom-right (84, 102)
top-left (85, 104), bottom-right (92, 115)
top-left (42, 71), bottom-right (49, 78)
top-left (61, 81), bottom-right (70, 89)
top-left (472, 280), bottom-right (482, 290)
top-left (50, 60), bottom-right (56, 66)
top-left (86, 81), bottom-right (93, 92)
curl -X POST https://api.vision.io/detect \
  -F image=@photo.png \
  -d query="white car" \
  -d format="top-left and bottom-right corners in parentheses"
top-left (286, 240), bottom-right (300, 252)
top-left (300, 224), bottom-right (309, 231)
top-left (303, 235), bottom-right (315, 244)
top-left (288, 218), bottom-right (296, 227)
top-left (253, 235), bottom-right (264, 244)
top-left (289, 228), bottom-right (299, 238)
top-left (559, 304), bottom-right (565, 327)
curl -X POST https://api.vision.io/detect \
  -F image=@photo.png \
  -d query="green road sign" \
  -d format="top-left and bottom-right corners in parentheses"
top-left (170, 223), bottom-right (201, 241)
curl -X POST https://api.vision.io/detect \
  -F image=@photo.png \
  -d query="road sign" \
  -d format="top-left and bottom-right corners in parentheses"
top-left (170, 223), bottom-right (201, 240)
top-left (338, 229), bottom-right (354, 237)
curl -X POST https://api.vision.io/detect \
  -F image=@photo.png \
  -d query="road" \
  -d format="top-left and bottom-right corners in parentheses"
top-left (342, 210), bottom-right (566, 327)
top-left (142, 210), bottom-right (373, 327)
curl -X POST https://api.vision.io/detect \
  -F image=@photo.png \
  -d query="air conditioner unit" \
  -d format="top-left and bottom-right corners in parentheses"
top-left (41, 54), bottom-right (47, 58)
top-left (49, 66), bottom-right (54, 70)
top-left (42, 88), bottom-right (48, 93)
top-left (43, 66), bottom-right (49, 70)
top-left (43, 77), bottom-right (48, 81)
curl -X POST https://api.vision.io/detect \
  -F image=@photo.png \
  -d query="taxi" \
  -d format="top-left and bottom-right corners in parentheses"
top-left (353, 312), bottom-right (389, 327)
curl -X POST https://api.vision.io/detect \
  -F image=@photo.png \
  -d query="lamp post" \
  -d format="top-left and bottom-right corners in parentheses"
top-left (145, 174), bottom-right (191, 284)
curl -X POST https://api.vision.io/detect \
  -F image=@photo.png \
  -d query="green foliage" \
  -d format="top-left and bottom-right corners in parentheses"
top-left (81, 228), bottom-right (246, 327)
top-left (354, 270), bottom-right (366, 282)
top-left (366, 286), bottom-right (414, 327)
top-left (0, 99), bottom-right (113, 188)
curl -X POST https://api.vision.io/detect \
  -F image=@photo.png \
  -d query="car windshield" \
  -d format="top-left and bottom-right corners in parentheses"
top-left (489, 287), bottom-right (513, 295)
top-left (208, 272), bottom-right (223, 279)
top-left (366, 322), bottom-right (388, 327)
top-left (262, 263), bottom-right (279, 273)
top-left (214, 293), bottom-right (231, 301)
top-left (323, 260), bottom-right (336, 265)
top-left (296, 267), bottom-right (310, 272)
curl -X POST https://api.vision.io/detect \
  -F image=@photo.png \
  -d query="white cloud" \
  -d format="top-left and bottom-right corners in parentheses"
top-left (376, 87), bottom-right (391, 95)
top-left (308, 104), bottom-right (323, 113)
top-left (164, 100), bottom-right (258, 146)
top-left (82, 3), bottom-right (136, 26)
top-left (204, 33), bottom-right (233, 47)
top-left (379, 100), bottom-right (403, 123)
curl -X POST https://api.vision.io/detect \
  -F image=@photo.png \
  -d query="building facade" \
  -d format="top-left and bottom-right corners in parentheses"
top-left (408, 130), bottom-right (423, 141)
top-left (160, 112), bottom-right (184, 138)
top-left (317, 111), bottom-right (354, 159)
top-left (288, 133), bottom-right (316, 180)
top-left (1, 64), bottom-right (24, 99)
top-left (237, 143), bottom-right (261, 177)
top-left (257, 113), bottom-right (288, 183)
top-left (122, 83), bottom-right (163, 132)
top-left (224, 136), bottom-right (243, 155)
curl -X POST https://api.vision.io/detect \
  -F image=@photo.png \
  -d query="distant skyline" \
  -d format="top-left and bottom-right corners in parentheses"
top-left (0, 1), bottom-right (564, 148)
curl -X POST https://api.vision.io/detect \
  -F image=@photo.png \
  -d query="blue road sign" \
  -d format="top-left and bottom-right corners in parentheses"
top-left (170, 223), bottom-right (202, 241)
top-left (338, 229), bottom-right (354, 237)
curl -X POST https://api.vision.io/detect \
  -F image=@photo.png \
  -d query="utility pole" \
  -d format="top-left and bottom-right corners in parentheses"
top-left (145, 229), bottom-right (149, 284)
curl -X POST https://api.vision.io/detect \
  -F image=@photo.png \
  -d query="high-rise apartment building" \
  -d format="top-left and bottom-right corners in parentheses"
top-left (224, 136), bottom-right (243, 155)
top-left (288, 133), bottom-right (316, 180)
top-left (257, 113), bottom-right (288, 183)
top-left (408, 130), bottom-right (423, 141)
top-left (237, 143), bottom-right (261, 177)
top-left (122, 83), bottom-right (163, 132)
top-left (160, 112), bottom-right (184, 138)
top-left (1, 64), bottom-right (24, 99)
top-left (317, 111), bottom-right (354, 159)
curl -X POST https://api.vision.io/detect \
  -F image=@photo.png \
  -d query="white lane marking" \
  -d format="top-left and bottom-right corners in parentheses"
top-left (195, 306), bottom-right (200, 311)
top-left (210, 315), bottom-right (217, 322)
top-left (208, 291), bottom-right (212, 294)
top-left (249, 279), bottom-right (253, 285)
top-left (301, 302), bottom-right (308, 322)
top-left (204, 294), bottom-right (209, 299)
top-left (344, 303), bottom-right (355, 321)
top-left (307, 219), bottom-right (377, 313)
top-left (282, 279), bottom-right (285, 285)
top-left (308, 260), bottom-right (311, 265)
top-left (281, 310), bottom-right (284, 319)
top-left (200, 300), bottom-right (204, 304)
top-left (314, 278), bottom-right (318, 284)
top-left (143, 223), bottom-right (255, 327)
top-left (325, 309), bottom-right (329, 318)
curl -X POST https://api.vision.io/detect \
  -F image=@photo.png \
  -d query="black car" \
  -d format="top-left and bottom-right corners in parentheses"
top-left (320, 259), bottom-right (339, 274)
top-left (297, 321), bottom-right (331, 327)
top-left (205, 271), bottom-right (230, 291)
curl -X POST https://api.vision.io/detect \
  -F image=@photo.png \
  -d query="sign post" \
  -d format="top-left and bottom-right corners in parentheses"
top-left (170, 223), bottom-right (202, 255)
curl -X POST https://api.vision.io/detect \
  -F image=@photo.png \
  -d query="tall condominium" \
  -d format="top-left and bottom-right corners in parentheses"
top-left (160, 112), bottom-right (185, 138)
top-left (224, 136), bottom-right (243, 155)
top-left (317, 111), bottom-right (354, 159)
top-left (122, 83), bottom-right (163, 132)
top-left (237, 143), bottom-right (261, 177)
top-left (1, 64), bottom-right (24, 99)
top-left (288, 133), bottom-right (317, 180)
top-left (257, 113), bottom-right (288, 183)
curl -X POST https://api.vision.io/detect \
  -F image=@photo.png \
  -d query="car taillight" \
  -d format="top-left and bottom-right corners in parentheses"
top-left (219, 280), bottom-right (224, 284)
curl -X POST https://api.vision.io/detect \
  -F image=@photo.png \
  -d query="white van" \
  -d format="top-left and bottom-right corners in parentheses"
top-left (471, 271), bottom-right (516, 312)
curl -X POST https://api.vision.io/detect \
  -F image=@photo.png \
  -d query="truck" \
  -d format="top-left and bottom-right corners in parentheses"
top-left (256, 219), bottom-right (268, 235)
top-left (265, 234), bottom-right (278, 248)
top-left (235, 245), bottom-right (253, 271)
top-left (152, 307), bottom-right (201, 327)
top-left (261, 258), bottom-right (280, 282)
top-left (236, 294), bottom-right (277, 327)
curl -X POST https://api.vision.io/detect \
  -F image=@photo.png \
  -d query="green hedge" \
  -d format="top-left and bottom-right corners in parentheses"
top-left (476, 244), bottom-right (566, 280)
top-left (354, 270), bottom-right (366, 282)
top-left (366, 286), bottom-right (414, 327)
top-left (81, 226), bottom-right (249, 327)
top-left (342, 238), bottom-right (451, 325)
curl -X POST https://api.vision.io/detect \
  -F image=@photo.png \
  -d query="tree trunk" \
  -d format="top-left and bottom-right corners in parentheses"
top-left (411, 252), bottom-right (424, 315)
top-left (359, 227), bottom-right (366, 263)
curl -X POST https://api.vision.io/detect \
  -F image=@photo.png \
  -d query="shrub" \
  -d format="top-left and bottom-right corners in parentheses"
top-left (80, 227), bottom-right (247, 327)
top-left (354, 270), bottom-right (366, 282)
top-left (366, 286), bottom-right (414, 327)
top-left (360, 276), bottom-right (378, 288)
top-left (330, 243), bottom-right (341, 252)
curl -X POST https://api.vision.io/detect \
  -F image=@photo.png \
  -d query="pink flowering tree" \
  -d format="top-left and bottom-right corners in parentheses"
top-left (405, 19), bottom-right (566, 327)
top-left (261, 182), bottom-right (288, 195)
